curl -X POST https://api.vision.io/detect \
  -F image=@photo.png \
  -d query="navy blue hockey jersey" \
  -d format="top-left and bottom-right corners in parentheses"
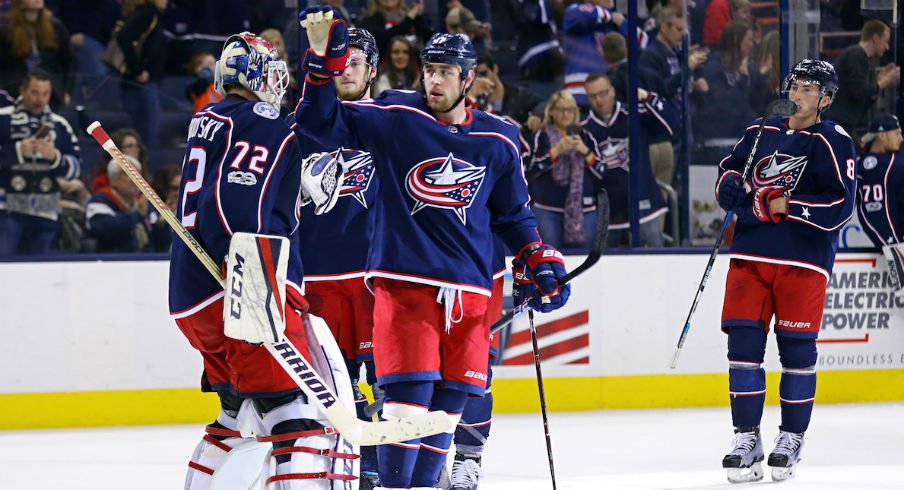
top-left (717, 116), bottom-right (857, 279)
top-left (581, 94), bottom-right (676, 228)
top-left (856, 147), bottom-right (904, 249)
top-left (169, 96), bottom-right (304, 314)
top-left (295, 81), bottom-right (540, 296)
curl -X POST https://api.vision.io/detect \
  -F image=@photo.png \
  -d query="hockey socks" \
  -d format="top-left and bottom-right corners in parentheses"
top-left (378, 381), bottom-right (434, 488)
top-left (776, 336), bottom-right (817, 434)
top-left (727, 327), bottom-right (767, 428)
top-left (411, 388), bottom-right (467, 487)
top-left (455, 391), bottom-right (493, 448)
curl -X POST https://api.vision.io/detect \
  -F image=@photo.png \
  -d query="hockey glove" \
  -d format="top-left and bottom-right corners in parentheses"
top-left (511, 258), bottom-right (535, 307)
top-left (716, 171), bottom-right (749, 211)
top-left (286, 285), bottom-right (310, 316)
top-left (300, 152), bottom-right (343, 215)
top-left (523, 244), bottom-right (571, 313)
top-left (299, 6), bottom-right (349, 78)
top-left (751, 186), bottom-right (787, 223)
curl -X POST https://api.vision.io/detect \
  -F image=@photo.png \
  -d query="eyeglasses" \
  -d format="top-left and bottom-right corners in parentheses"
top-left (551, 106), bottom-right (576, 113)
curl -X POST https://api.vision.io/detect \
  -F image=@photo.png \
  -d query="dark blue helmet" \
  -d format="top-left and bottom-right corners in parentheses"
top-left (783, 58), bottom-right (839, 96)
top-left (348, 27), bottom-right (379, 68)
top-left (421, 33), bottom-right (477, 80)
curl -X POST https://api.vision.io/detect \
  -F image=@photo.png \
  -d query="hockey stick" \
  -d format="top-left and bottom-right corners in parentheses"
top-left (490, 188), bottom-right (609, 335)
top-left (669, 99), bottom-right (797, 369)
top-left (86, 121), bottom-right (453, 446)
top-left (530, 310), bottom-right (558, 490)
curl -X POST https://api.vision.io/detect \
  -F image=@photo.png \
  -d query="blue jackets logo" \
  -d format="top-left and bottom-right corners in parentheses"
top-left (334, 148), bottom-right (374, 208)
top-left (753, 151), bottom-right (808, 189)
top-left (405, 153), bottom-right (486, 225)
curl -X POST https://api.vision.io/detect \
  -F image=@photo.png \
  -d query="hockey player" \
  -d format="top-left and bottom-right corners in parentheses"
top-left (295, 8), bottom-right (572, 489)
top-left (171, 33), bottom-right (353, 489)
top-left (580, 72), bottom-right (675, 247)
top-left (295, 26), bottom-right (383, 490)
top-left (714, 59), bottom-right (856, 483)
top-left (856, 112), bottom-right (903, 249)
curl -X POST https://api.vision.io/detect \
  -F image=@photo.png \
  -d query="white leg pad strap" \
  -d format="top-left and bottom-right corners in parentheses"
top-left (186, 409), bottom-right (264, 490)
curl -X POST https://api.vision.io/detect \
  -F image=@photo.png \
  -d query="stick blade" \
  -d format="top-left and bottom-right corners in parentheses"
top-left (332, 408), bottom-right (455, 446)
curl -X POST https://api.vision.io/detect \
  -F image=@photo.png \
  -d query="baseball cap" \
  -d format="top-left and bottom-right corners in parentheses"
top-left (862, 112), bottom-right (900, 143)
top-left (446, 6), bottom-right (484, 33)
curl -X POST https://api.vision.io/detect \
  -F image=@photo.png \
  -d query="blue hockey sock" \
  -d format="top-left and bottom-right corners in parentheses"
top-left (454, 391), bottom-right (493, 451)
top-left (377, 381), bottom-right (433, 488)
top-left (777, 336), bottom-right (817, 434)
top-left (727, 327), bottom-right (767, 428)
top-left (410, 388), bottom-right (468, 487)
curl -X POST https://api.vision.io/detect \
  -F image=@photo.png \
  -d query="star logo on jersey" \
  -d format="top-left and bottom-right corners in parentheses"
top-left (597, 138), bottom-right (629, 170)
top-left (405, 153), bottom-right (486, 225)
top-left (334, 148), bottom-right (374, 208)
top-left (753, 152), bottom-right (808, 189)
top-left (801, 206), bottom-right (811, 220)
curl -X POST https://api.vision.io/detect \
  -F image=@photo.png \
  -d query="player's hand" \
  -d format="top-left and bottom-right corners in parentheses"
top-left (299, 6), bottom-right (349, 78)
top-left (526, 114), bottom-right (542, 132)
top-left (571, 135), bottom-right (589, 155)
top-left (286, 286), bottom-right (310, 316)
top-left (752, 186), bottom-right (787, 223)
top-left (511, 258), bottom-right (534, 307)
top-left (523, 244), bottom-right (571, 313)
top-left (716, 171), bottom-right (749, 211)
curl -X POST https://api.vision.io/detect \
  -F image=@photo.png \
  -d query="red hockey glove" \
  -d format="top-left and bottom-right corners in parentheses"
top-left (299, 6), bottom-right (349, 78)
top-left (286, 286), bottom-right (310, 316)
top-left (716, 171), bottom-right (749, 210)
top-left (522, 244), bottom-right (571, 313)
top-left (752, 186), bottom-right (787, 223)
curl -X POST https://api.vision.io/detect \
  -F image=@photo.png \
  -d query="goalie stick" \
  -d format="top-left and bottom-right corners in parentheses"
top-left (669, 98), bottom-right (798, 369)
top-left (490, 188), bottom-right (609, 335)
top-left (86, 121), bottom-right (453, 446)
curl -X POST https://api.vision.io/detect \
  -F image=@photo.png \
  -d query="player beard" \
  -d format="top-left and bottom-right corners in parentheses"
top-left (336, 77), bottom-right (368, 101)
top-left (425, 88), bottom-right (460, 113)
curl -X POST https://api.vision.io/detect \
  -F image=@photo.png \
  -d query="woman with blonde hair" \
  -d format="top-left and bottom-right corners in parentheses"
top-left (0, 0), bottom-right (72, 106)
top-left (527, 90), bottom-right (600, 249)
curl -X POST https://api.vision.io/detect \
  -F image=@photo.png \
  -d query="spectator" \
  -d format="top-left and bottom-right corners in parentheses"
top-left (259, 28), bottom-right (296, 112)
top-left (116, 0), bottom-right (167, 147)
top-left (373, 35), bottom-right (421, 94)
top-left (527, 90), bottom-right (600, 249)
top-left (561, 0), bottom-right (626, 108)
top-left (58, 0), bottom-right (120, 78)
top-left (641, 6), bottom-right (709, 105)
top-left (749, 29), bottom-right (781, 115)
top-left (513, 0), bottom-right (562, 81)
top-left (184, 52), bottom-right (222, 114)
top-left (703, 0), bottom-right (750, 47)
top-left (696, 21), bottom-right (763, 149)
top-left (583, 73), bottom-right (674, 248)
top-left (445, 5), bottom-right (491, 50)
top-left (0, 70), bottom-right (81, 255)
top-left (146, 163), bottom-right (180, 252)
top-left (85, 155), bottom-right (148, 253)
top-left (0, 0), bottom-right (73, 108)
top-left (466, 52), bottom-right (505, 113)
top-left (824, 19), bottom-right (900, 146)
top-left (604, 31), bottom-right (666, 106)
top-left (359, 0), bottom-right (432, 55)
top-left (90, 128), bottom-right (148, 192)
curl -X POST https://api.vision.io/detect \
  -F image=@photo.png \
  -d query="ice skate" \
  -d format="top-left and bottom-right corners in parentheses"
top-left (768, 431), bottom-right (804, 481)
top-left (722, 427), bottom-right (764, 483)
top-left (450, 453), bottom-right (483, 490)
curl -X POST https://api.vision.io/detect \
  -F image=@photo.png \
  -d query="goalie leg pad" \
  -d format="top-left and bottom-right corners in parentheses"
top-left (727, 327), bottom-right (767, 429)
top-left (224, 232), bottom-right (290, 344)
top-left (257, 395), bottom-right (360, 489)
top-left (186, 406), bottom-right (262, 490)
top-left (883, 242), bottom-right (904, 296)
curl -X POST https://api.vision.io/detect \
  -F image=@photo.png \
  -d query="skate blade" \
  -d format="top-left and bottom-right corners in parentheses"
top-left (771, 465), bottom-right (796, 482)
top-left (727, 462), bottom-right (764, 483)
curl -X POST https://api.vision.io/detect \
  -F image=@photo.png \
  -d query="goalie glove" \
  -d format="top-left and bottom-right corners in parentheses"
top-left (521, 243), bottom-right (571, 313)
top-left (301, 152), bottom-right (343, 215)
top-left (224, 233), bottom-right (290, 344)
top-left (299, 6), bottom-right (349, 78)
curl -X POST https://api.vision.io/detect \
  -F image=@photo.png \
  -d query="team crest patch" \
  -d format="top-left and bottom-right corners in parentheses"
top-left (753, 151), bottom-right (807, 189)
top-left (334, 148), bottom-right (374, 208)
top-left (405, 153), bottom-right (486, 225)
top-left (862, 155), bottom-right (878, 170)
top-left (253, 102), bottom-right (279, 119)
top-left (597, 138), bottom-right (629, 170)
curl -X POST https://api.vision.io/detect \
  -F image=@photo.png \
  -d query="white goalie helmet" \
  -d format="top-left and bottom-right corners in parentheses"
top-left (215, 32), bottom-right (289, 109)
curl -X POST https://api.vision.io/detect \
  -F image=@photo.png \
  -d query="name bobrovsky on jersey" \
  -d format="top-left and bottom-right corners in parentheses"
top-left (187, 115), bottom-right (226, 142)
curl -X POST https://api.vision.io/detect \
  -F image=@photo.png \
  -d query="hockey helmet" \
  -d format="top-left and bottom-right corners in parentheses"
top-left (421, 33), bottom-right (477, 80)
top-left (782, 59), bottom-right (839, 99)
top-left (215, 32), bottom-right (289, 109)
top-left (348, 28), bottom-right (379, 69)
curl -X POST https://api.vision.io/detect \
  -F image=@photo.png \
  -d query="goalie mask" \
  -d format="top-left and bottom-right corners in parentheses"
top-left (215, 32), bottom-right (289, 110)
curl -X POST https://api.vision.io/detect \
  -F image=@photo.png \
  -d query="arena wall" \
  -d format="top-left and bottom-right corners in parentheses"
top-left (2, 253), bottom-right (902, 429)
